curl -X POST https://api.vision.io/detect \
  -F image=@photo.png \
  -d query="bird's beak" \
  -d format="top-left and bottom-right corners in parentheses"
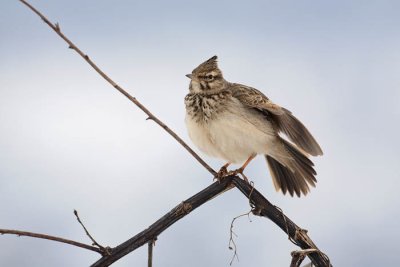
top-left (185, 74), bottom-right (193, 79)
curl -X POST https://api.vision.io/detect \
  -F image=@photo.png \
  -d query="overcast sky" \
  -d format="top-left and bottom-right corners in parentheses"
top-left (1, 1), bottom-right (400, 266)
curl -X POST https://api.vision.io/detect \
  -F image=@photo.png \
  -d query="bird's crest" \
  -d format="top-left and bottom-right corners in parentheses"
top-left (192, 55), bottom-right (219, 74)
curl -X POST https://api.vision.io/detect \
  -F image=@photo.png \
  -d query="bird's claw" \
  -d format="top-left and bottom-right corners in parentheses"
top-left (214, 166), bottom-right (229, 182)
top-left (214, 166), bottom-right (250, 183)
top-left (230, 168), bottom-right (249, 183)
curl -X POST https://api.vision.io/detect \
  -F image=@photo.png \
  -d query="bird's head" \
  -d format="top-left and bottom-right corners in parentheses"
top-left (186, 56), bottom-right (226, 93)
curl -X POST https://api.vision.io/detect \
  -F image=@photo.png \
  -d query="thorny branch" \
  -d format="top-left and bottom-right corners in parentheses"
top-left (18, 0), bottom-right (216, 177)
top-left (12, 1), bottom-right (333, 267)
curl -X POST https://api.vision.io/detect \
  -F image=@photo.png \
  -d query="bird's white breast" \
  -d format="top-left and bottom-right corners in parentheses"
top-left (185, 102), bottom-right (276, 164)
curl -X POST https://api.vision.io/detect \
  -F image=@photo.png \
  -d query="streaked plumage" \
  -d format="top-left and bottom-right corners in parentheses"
top-left (184, 56), bottom-right (323, 197)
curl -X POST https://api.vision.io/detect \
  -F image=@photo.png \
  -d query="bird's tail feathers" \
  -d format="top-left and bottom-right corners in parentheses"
top-left (266, 138), bottom-right (317, 197)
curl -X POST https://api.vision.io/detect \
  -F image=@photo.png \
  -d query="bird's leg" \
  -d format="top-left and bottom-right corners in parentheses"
top-left (214, 163), bottom-right (231, 182)
top-left (232, 154), bottom-right (256, 183)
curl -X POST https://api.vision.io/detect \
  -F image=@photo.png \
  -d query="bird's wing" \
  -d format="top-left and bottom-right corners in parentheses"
top-left (229, 83), bottom-right (285, 115)
top-left (230, 83), bottom-right (323, 156)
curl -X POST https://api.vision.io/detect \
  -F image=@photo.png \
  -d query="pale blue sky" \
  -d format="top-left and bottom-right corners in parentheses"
top-left (1, 1), bottom-right (400, 266)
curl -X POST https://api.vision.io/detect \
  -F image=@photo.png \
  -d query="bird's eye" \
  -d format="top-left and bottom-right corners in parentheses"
top-left (207, 74), bottom-right (214, 80)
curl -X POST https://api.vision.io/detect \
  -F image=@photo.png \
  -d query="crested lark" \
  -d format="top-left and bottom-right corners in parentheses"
top-left (184, 56), bottom-right (323, 197)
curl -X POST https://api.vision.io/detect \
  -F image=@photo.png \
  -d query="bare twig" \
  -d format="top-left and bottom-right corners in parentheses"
top-left (228, 210), bottom-right (252, 265)
top-left (228, 181), bottom-right (255, 265)
top-left (0, 228), bottom-right (103, 254)
top-left (148, 239), bottom-right (156, 267)
top-left (74, 210), bottom-right (111, 255)
top-left (18, 0), bottom-right (216, 177)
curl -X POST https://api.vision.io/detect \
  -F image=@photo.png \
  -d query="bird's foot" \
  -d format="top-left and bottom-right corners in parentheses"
top-left (214, 166), bottom-right (229, 182)
top-left (230, 167), bottom-right (249, 183)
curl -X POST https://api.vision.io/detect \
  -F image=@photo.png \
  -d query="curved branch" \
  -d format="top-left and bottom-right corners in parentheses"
top-left (0, 229), bottom-right (103, 254)
top-left (18, 0), bottom-right (216, 177)
top-left (91, 176), bottom-right (331, 267)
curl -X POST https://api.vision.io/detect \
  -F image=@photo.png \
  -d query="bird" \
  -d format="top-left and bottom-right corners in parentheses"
top-left (184, 56), bottom-right (323, 197)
